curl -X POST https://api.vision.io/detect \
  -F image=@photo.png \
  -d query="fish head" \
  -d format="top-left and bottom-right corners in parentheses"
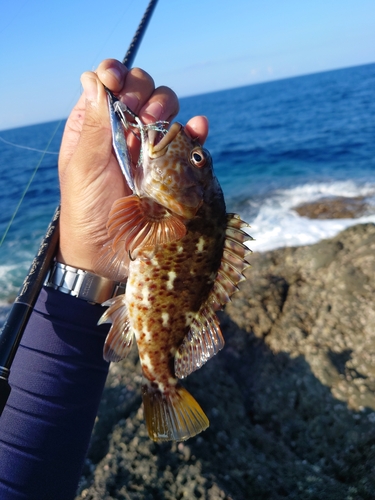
top-left (141, 122), bottom-right (213, 219)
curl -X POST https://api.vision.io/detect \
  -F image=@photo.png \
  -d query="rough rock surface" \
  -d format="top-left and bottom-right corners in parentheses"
top-left (75, 223), bottom-right (375, 500)
top-left (293, 196), bottom-right (374, 219)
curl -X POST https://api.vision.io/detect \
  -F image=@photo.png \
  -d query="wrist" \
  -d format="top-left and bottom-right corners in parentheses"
top-left (56, 248), bottom-right (95, 274)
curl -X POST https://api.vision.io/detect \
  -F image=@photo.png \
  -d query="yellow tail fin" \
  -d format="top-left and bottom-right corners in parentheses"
top-left (142, 384), bottom-right (209, 442)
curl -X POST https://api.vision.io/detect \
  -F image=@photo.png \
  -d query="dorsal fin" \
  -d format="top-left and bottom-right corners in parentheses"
top-left (174, 213), bottom-right (252, 378)
top-left (209, 213), bottom-right (252, 310)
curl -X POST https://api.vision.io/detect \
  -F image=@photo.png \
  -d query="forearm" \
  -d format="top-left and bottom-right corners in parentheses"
top-left (0, 287), bottom-right (109, 500)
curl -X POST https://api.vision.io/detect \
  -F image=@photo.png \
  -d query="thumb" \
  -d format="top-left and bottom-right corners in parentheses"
top-left (69, 72), bottom-right (112, 183)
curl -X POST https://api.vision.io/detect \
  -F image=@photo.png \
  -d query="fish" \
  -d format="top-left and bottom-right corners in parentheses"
top-left (96, 120), bottom-right (251, 442)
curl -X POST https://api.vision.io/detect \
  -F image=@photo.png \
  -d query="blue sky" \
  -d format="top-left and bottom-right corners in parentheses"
top-left (0, 0), bottom-right (374, 130)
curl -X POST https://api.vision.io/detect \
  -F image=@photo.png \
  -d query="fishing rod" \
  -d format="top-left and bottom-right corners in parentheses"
top-left (0, 0), bottom-right (159, 416)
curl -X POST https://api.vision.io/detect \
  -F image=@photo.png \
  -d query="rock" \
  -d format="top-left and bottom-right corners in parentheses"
top-left (293, 196), bottom-right (372, 219)
top-left (75, 223), bottom-right (375, 500)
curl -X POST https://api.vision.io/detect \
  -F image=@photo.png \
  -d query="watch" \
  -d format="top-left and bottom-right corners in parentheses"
top-left (44, 261), bottom-right (126, 304)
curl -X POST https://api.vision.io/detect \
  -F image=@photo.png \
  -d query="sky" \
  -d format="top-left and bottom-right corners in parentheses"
top-left (0, 0), bottom-right (374, 130)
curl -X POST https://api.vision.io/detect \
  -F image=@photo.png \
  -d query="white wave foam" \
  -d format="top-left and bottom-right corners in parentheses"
top-left (277, 180), bottom-right (375, 207)
top-left (1, 181), bottom-right (375, 306)
top-left (241, 181), bottom-right (375, 252)
top-left (0, 302), bottom-right (11, 328)
top-left (0, 263), bottom-right (26, 302)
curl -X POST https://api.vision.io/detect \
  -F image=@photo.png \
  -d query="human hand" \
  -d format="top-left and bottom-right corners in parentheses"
top-left (57, 58), bottom-right (209, 273)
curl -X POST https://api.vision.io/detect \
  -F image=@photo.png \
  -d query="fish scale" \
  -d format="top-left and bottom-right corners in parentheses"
top-left (128, 214), bottom-right (226, 388)
top-left (97, 121), bottom-right (251, 441)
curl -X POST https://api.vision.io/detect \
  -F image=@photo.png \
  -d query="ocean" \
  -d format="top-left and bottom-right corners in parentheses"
top-left (1, 63), bottom-right (375, 325)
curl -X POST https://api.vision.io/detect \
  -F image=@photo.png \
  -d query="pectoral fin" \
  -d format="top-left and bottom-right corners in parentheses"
top-left (106, 195), bottom-right (187, 258)
top-left (94, 239), bottom-right (130, 281)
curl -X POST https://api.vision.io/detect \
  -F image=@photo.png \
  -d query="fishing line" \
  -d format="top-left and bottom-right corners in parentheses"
top-left (0, 136), bottom-right (59, 154)
top-left (88, 0), bottom-right (134, 70)
top-left (0, 0), bottom-right (29, 37)
top-left (1, 0), bottom-right (135, 247)
top-left (0, 3), bottom-right (137, 247)
top-left (0, 120), bottom-right (62, 248)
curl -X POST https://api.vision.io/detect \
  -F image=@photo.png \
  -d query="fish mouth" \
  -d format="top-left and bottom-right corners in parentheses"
top-left (148, 122), bottom-right (183, 158)
top-left (144, 121), bottom-right (204, 218)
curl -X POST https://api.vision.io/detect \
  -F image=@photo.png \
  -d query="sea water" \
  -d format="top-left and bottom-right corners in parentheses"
top-left (1, 63), bottom-right (375, 323)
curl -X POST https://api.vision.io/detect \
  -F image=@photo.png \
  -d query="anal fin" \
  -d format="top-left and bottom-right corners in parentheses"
top-left (142, 383), bottom-right (209, 442)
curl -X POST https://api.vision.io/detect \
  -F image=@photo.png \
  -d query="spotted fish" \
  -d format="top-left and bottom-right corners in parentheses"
top-left (97, 121), bottom-right (251, 441)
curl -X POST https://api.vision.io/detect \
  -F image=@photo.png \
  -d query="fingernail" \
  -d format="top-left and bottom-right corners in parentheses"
top-left (106, 62), bottom-right (125, 84)
top-left (143, 101), bottom-right (164, 121)
top-left (122, 92), bottom-right (140, 113)
top-left (81, 73), bottom-right (98, 103)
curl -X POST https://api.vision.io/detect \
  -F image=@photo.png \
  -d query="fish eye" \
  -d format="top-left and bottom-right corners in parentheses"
top-left (190, 148), bottom-right (207, 168)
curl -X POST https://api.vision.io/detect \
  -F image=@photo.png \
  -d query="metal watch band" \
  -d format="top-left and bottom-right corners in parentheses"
top-left (44, 261), bottom-right (126, 304)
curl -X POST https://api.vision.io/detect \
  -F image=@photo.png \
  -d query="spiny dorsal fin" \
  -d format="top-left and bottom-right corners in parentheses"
top-left (175, 213), bottom-right (252, 378)
top-left (98, 296), bottom-right (133, 362)
top-left (209, 213), bottom-right (252, 310)
top-left (106, 195), bottom-right (186, 258)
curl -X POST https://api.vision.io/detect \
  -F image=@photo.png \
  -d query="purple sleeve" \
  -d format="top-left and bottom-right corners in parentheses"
top-left (0, 287), bottom-right (110, 500)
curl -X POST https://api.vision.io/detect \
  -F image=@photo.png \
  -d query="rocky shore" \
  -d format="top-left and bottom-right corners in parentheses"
top-left (294, 196), bottom-right (371, 219)
top-left (75, 223), bottom-right (375, 500)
